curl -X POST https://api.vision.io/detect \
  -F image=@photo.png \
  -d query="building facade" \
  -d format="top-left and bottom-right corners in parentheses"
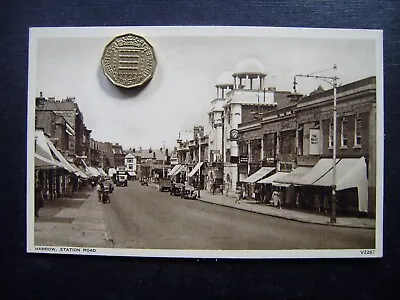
top-left (237, 76), bottom-right (377, 216)
top-left (205, 59), bottom-right (291, 196)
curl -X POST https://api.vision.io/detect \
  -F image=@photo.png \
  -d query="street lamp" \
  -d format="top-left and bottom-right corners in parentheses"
top-left (162, 141), bottom-right (166, 179)
top-left (290, 64), bottom-right (339, 224)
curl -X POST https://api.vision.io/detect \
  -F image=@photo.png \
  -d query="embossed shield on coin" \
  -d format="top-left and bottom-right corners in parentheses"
top-left (101, 33), bottom-right (157, 88)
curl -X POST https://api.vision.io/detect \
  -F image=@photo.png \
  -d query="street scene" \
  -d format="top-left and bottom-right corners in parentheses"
top-left (29, 27), bottom-right (382, 256)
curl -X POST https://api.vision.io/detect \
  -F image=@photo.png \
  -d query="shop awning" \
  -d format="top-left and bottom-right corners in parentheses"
top-left (242, 167), bottom-right (275, 183)
top-left (292, 158), bottom-right (340, 186)
top-left (188, 162), bottom-right (204, 177)
top-left (77, 166), bottom-right (90, 178)
top-left (35, 130), bottom-right (76, 173)
top-left (86, 166), bottom-right (101, 177)
top-left (70, 163), bottom-right (88, 179)
top-left (35, 130), bottom-right (55, 162)
top-left (168, 164), bottom-right (182, 176)
top-left (108, 168), bottom-right (117, 177)
top-left (274, 167), bottom-right (313, 185)
top-left (45, 138), bottom-right (76, 173)
top-left (101, 168), bottom-right (108, 177)
top-left (35, 153), bottom-right (63, 169)
top-left (96, 167), bottom-right (107, 177)
top-left (259, 172), bottom-right (289, 184)
top-left (312, 157), bottom-right (368, 212)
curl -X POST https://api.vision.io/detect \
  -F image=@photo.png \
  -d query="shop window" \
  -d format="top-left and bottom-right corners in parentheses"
top-left (280, 130), bottom-right (296, 155)
top-left (226, 149), bottom-right (231, 162)
top-left (341, 118), bottom-right (348, 149)
top-left (280, 162), bottom-right (293, 172)
top-left (328, 121), bottom-right (334, 149)
top-left (264, 133), bottom-right (276, 159)
top-left (297, 127), bottom-right (303, 155)
top-left (354, 117), bottom-right (362, 148)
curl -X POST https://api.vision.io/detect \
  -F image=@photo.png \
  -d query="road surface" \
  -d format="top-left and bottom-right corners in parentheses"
top-left (103, 181), bottom-right (375, 250)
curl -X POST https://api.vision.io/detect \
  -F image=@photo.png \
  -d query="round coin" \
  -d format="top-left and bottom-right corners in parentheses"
top-left (101, 33), bottom-right (157, 88)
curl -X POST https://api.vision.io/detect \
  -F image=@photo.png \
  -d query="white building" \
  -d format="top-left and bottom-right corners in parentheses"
top-left (206, 58), bottom-right (282, 196)
top-left (124, 152), bottom-right (137, 179)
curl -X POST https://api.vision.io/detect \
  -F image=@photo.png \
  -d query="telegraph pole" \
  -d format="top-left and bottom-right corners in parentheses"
top-left (292, 64), bottom-right (339, 224)
top-left (162, 141), bottom-right (165, 179)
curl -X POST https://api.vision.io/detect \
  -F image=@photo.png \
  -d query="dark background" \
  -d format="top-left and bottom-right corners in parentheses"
top-left (1, 1), bottom-right (399, 299)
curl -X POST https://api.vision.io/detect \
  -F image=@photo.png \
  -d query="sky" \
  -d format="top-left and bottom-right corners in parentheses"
top-left (33, 27), bottom-right (379, 150)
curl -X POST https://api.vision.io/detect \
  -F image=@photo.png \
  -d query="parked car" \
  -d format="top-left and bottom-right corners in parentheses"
top-left (158, 179), bottom-right (171, 192)
top-left (181, 185), bottom-right (198, 199)
top-left (170, 182), bottom-right (183, 196)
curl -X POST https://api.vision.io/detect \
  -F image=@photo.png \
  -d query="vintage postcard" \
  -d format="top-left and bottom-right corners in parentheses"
top-left (27, 26), bottom-right (383, 258)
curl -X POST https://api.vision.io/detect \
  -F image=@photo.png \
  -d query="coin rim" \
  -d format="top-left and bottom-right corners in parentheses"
top-left (101, 33), bottom-right (157, 89)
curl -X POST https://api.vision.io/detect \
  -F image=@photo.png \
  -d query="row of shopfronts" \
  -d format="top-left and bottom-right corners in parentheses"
top-left (169, 153), bottom-right (369, 216)
top-left (35, 129), bottom-right (108, 200)
top-left (167, 161), bottom-right (205, 190)
top-left (238, 156), bottom-right (368, 215)
top-left (172, 76), bottom-right (376, 217)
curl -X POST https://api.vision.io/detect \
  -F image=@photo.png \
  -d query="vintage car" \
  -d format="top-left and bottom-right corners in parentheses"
top-left (181, 185), bottom-right (198, 199)
top-left (170, 182), bottom-right (183, 196)
top-left (158, 179), bottom-right (171, 192)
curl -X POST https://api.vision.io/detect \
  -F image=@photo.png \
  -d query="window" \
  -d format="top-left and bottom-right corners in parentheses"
top-left (264, 133), bottom-right (276, 159)
top-left (354, 117), bottom-right (362, 147)
top-left (341, 118), bottom-right (348, 148)
top-left (328, 121), bottom-right (334, 149)
top-left (280, 130), bottom-right (296, 155)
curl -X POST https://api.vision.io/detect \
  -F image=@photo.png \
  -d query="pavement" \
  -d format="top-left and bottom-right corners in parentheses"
top-left (34, 188), bottom-right (114, 248)
top-left (150, 182), bottom-right (375, 229)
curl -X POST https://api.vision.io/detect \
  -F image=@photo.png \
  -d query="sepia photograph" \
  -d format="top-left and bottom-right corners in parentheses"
top-left (27, 26), bottom-right (383, 258)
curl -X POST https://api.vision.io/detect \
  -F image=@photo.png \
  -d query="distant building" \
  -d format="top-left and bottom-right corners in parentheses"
top-left (112, 143), bottom-right (125, 167)
top-left (124, 152), bottom-right (137, 179)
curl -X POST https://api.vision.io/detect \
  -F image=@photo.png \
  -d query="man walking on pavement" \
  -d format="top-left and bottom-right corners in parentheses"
top-left (235, 185), bottom-right (242, 204)
top-left (34, 180), bottom-right (44, 218)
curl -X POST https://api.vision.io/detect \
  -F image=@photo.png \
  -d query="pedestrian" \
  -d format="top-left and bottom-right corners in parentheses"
top-left (34, 181), bottom-right (44, 218)
top-left (314, 194), bottom-right (321, 213)
top-left (96, 181), bottom-right (103, 202)
top-left (254, 186), bottom-right (260, 202)
top-left (212, 180), bottom-right (216, 195)
top-left (235, 185), bottom-right (241, 204)
top-left (295, 192), bottom-right (301, 210)
top-left (272, 190), bottom-right (281, 208)
top-left (323, 195), bottom-right (329, 213)
top-left (242, 185), bottom-right (246, 200)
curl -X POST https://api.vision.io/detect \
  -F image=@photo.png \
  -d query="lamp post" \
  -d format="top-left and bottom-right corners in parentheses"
top-left (162, 141), bottom-right (166, 179)
top-left (290, 64), bottom-right (339, 224)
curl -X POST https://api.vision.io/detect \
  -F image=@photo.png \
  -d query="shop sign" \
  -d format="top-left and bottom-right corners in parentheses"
top-left (309, 128), bottom-right (320, 155)
top-left (239, 156), bottom-right (248, 163)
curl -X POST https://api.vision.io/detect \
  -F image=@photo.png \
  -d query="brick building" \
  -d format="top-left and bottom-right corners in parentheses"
top-left (237, 76), bottom-right (377, 216)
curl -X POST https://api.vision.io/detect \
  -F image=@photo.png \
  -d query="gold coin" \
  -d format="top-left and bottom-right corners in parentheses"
top-left (101, 33), bottom-right (157, 88)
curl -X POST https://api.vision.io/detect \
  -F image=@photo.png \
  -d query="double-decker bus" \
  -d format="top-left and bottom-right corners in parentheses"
top-left (116, 166), bottom-right (128, 186)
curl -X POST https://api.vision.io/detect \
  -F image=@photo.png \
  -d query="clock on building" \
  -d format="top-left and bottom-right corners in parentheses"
top-left (230, 129), bottom-right (239, 141)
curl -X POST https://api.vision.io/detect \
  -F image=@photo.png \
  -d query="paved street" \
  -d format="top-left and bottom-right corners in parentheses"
top-left (103, 181), bottom-right (375, 250)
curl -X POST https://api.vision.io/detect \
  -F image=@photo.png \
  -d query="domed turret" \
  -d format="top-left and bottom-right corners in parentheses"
top-left (215, 71), bottom-right (234, 99)
top-left (234, 58), bottom-right (266, 76)
top-left (232, 58), bottom-right (266, 90)
top-left (216, 71), bottom-right (234, 87)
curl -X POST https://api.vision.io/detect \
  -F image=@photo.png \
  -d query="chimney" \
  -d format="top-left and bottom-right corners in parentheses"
top-left (35, 91), bottom-right (46, 109)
